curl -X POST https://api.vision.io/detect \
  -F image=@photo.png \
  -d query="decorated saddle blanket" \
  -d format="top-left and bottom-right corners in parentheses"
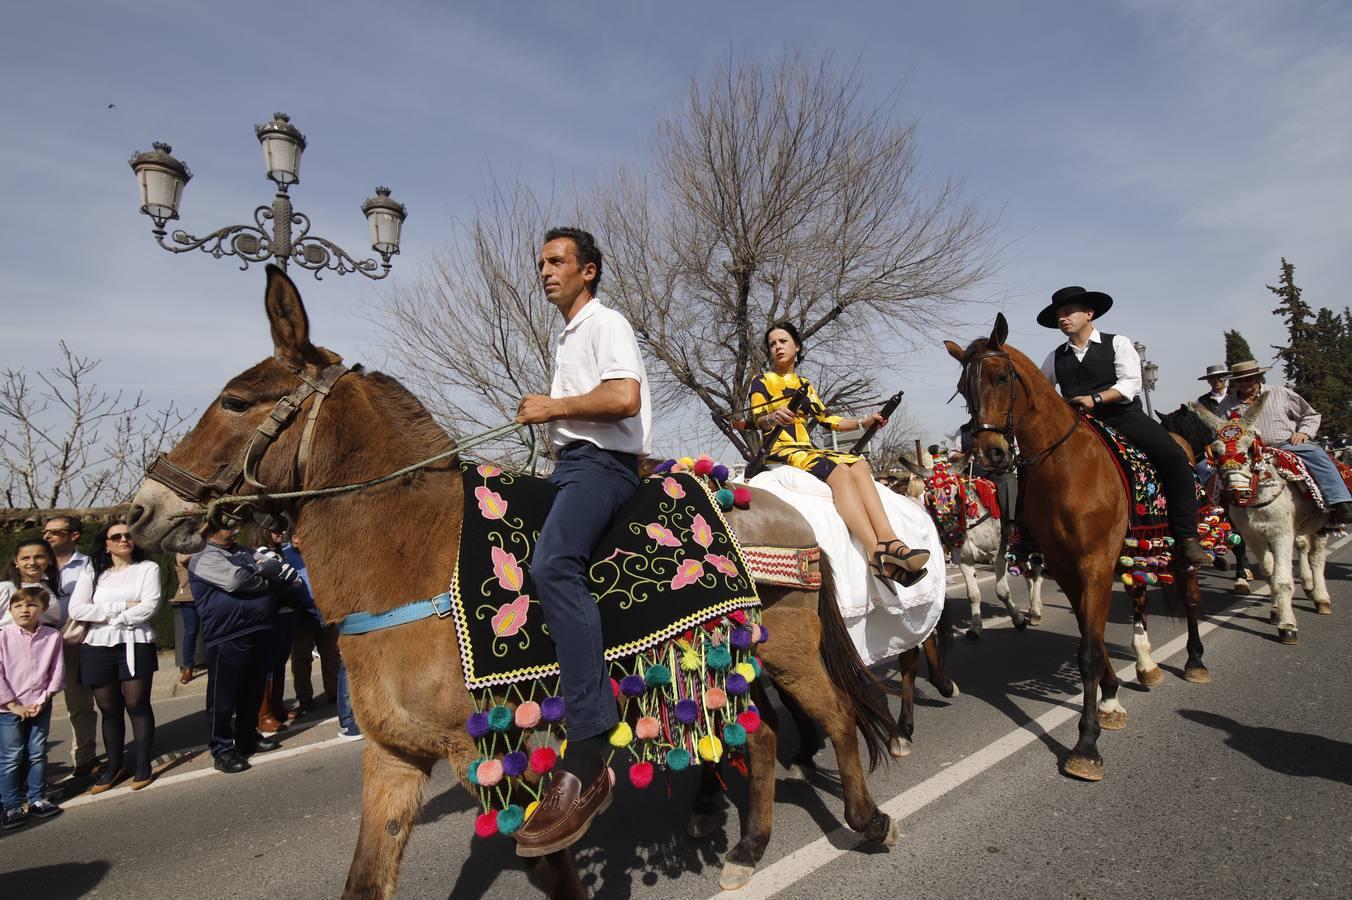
top-left (924, 460), bottom-right (999, 549)
top-left (454, 461), bottom-right (769, 839)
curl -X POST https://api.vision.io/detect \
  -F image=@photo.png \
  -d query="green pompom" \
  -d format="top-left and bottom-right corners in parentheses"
top-left (643, 663), bottom-right (673, 687)
top-left (706, 645), bottom-right (733, 671)
top-left (715, 488), bottom-right (735, 511)
top-left (468, 757), bottom-right (485, 785)
top-left (666, 748), bottom-right (692, 771)
top-left (722, 723), bottom-right (747, 747)
top-left (497, 804), bottom-right (525, 835)
top-left (487, 705), bottom-right (513, 732)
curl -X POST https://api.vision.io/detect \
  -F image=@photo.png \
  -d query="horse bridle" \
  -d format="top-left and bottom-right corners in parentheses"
top-left (145, 362), bottom-right (354, 527)
top-left (1208, 423), bottom-right (1276, 509)
top-left (957, 348), bottom-right (1078, 473)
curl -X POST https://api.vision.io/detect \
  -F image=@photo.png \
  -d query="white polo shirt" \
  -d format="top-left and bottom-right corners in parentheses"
top-left (549, 297), bottom-right (652, 456)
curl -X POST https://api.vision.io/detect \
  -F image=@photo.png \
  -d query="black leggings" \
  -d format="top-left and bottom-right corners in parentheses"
top-left (92, 677), bottom-right (155, 780)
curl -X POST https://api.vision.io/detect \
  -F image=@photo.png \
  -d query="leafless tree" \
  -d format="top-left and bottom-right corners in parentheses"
top-left (598, 51), bottom-right (1000, 455)
top-left (0, 343), bottom-right (190, 509)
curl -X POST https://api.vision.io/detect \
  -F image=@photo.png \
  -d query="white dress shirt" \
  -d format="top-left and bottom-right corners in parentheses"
top-left (548, 296), bottom-right (652, 456)
top-left (68, 561), bottom-right (162, 676)
top-left (1040, 328), bottom-right (1143, 403)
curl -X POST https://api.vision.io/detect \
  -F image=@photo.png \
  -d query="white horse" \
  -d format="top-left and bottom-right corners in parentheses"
top-left (1193, 402), bottom-right (1331, 644)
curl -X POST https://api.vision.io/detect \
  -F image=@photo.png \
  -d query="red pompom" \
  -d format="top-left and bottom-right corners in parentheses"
top-left (737, 710), bottom-right (762, 734)
top-left (703, 619), bottom-right (721, 632)
top-left (474, 810), bottom-right (499, 838)
top-left (729, 609), bottom-right (748, 625)
top-left (732, 487), bottom-right (752, 509)
top-left (693, 457), bottom-right (714, 476)
top-left (628, 761), bottom-right (655, 788)
top-left (529, 746), bottom-right (557, 774)
top-left (611, 677), bottom-right (621, 698)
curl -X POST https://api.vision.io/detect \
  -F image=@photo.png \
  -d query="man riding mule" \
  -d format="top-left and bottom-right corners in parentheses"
top-left (1036, 286), bottom-right (1211, 566)
top-left (512, 227), bottom-right (651, 855)
top-left (127, 266), bottom-right (904, 898)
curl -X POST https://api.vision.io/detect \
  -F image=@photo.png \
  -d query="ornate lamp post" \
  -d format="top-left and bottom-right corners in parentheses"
top-left (1134, 341), bottom-right (1160, 417)
top-left (130, 113), bottom-right (406, 279)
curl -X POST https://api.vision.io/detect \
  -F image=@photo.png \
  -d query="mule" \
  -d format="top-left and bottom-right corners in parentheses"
top-left (126, 266), bottom-right (906, 898)
top-left (944, 313), bottom-right (1209, 782)
top-left (1192, 401), bottom-right (1331, 644)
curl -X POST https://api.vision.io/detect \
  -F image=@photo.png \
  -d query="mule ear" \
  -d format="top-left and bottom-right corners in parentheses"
top-left (264, 264), bottom-right (315, 369)
top-left (989, 313), bottom-right (1009, 349)
top-left (895, 453), bottom-right (928, 477)
top-left (1188, 401), bottom-right (1223, 432)
top-left (943, 340), bottom-right (965, 361)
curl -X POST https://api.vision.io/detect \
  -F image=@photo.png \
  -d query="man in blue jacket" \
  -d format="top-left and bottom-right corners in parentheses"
top-left (188, 523), bottom-right (302, 773)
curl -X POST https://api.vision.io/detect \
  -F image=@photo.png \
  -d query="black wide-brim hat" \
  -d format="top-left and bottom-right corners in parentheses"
top-left (1037, 285), bottom-right (1113, 329)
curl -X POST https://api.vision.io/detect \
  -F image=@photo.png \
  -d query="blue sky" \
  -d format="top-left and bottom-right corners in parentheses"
top-left (3, 0), bottom-right (1350, 458)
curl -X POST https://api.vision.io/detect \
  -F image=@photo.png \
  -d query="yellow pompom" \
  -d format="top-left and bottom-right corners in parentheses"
top-left (733, 662), bottom-right (756, 682)
top-left (680, 649), bottom-right (702, 672)
top-left (679, 456), bottom-right (696, 469)
top-left (1120, 573), bottom-right (1133, 586)
top-left (608, 722), bottom-right (634, 748)
top-left (525, 800), bottom-right (540, 821)
top-left (559, 739), bottom-right (568, 758)
top-left (697, 734), bottom-right (724, 762)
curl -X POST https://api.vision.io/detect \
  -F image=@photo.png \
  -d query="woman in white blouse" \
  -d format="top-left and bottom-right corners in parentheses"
top-left (68, 522), bottom-right (162, 792)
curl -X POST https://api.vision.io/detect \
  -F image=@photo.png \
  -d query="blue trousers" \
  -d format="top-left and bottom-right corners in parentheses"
top-left (533, 442), bottom-right (640, 741)
top-left (206, 630), bottom-right (271, 757)
top-left (1281, 442), bottom-right (1352, 506)
top-left (336, 659), bottom-right (358, 734)
top-left (177, 604), bottom-right (201, 668)
top-left (0, 703), bottom-right (52, 809)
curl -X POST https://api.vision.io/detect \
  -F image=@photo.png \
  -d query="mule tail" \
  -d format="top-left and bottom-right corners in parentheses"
top-left (816, 552), bottom-right (897, 772)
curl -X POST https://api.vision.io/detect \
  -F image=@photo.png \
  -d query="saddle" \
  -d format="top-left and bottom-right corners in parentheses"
top-left (452, 462), bottom-right (770, 838)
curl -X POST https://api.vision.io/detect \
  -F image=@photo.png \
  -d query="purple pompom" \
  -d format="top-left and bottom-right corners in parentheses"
top-left (540, 696), bottom-right (566, 722)
top-left (711, 463), bottom-right (730, 482)
top-left (654, 459), bottom-right (676, 474)
top-left (726, 673), bottom-right (749, 695)
top-left (730, 627), bottom-right (753, 650)
top-left (502, 750), bottom-right (528, 777)
top-left (620, 674), bottom-right (647, 697)
top-left (467, 711), bottom-right (490, 738)
top-left (674, 698), bottom-right (699, 724)
top-left (757, 625), bottom-right (770, 644)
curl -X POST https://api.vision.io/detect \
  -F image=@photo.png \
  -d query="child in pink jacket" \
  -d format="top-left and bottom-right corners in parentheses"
top-left (0, 586), bottom-right (66, 829)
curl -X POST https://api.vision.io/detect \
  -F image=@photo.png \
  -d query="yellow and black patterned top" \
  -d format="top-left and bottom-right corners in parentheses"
top-left (749, 370), bottom-right (862, 480)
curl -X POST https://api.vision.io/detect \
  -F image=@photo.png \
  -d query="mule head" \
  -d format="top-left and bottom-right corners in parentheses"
top-left (1203, 418), bottom-right (1267, 506)
top-left (128, 265), bottom-right (343, 552)
top-left (944, 313), bottom-right (1019, 472)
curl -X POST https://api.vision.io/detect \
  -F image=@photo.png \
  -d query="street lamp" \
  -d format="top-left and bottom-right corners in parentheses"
top-left (129, 113), bottom-right (407, 279)
top-left (1134, 341), bottom-right (1159, 417)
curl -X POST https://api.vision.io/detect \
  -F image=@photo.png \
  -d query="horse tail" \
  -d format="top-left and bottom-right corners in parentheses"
top-left (815, 552), bottom-right (896, 772)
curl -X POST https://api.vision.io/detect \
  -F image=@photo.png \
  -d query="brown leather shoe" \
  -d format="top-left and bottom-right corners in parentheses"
top-left (513, 768), bottom-right (613, 858)
top-left (179, 667), bottom-right (194, 685)
top-left (258, 714), bottom-right (285, 736)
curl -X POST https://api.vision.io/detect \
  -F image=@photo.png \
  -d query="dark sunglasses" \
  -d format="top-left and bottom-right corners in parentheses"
top-left (42, 528), bottom-right (71, 536)
top-left (107, 534), bottom-right (134, 543)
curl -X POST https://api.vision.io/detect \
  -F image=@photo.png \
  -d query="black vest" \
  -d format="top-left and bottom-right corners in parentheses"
top-left (1053, 333), bottom-right (1142, 419)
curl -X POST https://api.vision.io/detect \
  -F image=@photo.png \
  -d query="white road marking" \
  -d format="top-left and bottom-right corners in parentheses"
top-left (710, 534), bottom-right (1352, 899)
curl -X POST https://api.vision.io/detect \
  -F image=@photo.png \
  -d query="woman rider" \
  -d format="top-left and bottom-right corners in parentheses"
top-left (750, 322), bottom-right (929, 586)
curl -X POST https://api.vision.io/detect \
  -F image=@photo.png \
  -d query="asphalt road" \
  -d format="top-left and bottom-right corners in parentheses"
top-left (3, 539), bottom-right (1350, 900)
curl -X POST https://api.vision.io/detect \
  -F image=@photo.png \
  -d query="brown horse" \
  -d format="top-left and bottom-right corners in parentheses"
top-left (128, 266), bottom-right (901, 898)
top-left (944, 313), bottom-right (1209, 782)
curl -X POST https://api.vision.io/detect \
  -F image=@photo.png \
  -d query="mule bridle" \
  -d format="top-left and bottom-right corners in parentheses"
top-left (1208, 424), bottom-right (1277, 510)
top-left (145, 363), bottom-right (355, 528)
top-left (958, 348), bottom-right (1079, 473)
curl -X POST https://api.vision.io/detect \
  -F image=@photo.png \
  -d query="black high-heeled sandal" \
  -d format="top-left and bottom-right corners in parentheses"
top-left (877, 539), bottom-right (930, 573)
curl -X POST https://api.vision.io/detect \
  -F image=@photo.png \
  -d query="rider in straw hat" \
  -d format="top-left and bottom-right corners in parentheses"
top-left (1037, 286), bottom-right (1211, 564)
top-left (1217, 360), bottom-right (1352, 524)
top-left (1196, 364), bottom-right (1231, 414)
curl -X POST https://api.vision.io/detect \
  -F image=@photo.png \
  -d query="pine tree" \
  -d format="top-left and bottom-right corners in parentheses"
top-left (1223, 329), bottom-right (1254, 366)
top-left (1269, 257), bottom-right (1313, 386)
top-left (1267, 258), bottom-right (1352, 436)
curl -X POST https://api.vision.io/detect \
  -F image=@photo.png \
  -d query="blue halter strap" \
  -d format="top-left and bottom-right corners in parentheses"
top-left (338, 592), bottom-right (453, 636)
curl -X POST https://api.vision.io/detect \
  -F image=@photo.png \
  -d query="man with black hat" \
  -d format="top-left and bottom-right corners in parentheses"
top-left (1196, 364), bottom-right (1231, 414)
top-left (1037, 286), bottom-right (1210, 565)
top-left (1217, 360), bottom-right (1352, 523)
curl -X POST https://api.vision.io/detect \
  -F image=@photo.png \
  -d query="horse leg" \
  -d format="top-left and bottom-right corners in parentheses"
top-left (1179, 568), bottom-right (1211, 683)
top-left (959, 554), bottom-right (984, 641)
top-left (922, 628), bottom-right (958, 698)
top-left (342, 743), bottom-right (433, 900)
top-left (892, 648), bottom-right (918, 758)
top-left (687, 762), bottom-right (725, 840)
top-left (776, 685), bottom-right (821, 782)
top-left (1131, 587), bottom-right (1164, 688)
top-left (993, 544), bottom-right (1028, 630)
top-left (1026, 564), bottom-right (1045, 626)
top-left (1310, 532), bottom-right (1331, 615)
top-left (1062, 578), bottom-right (1110, 782)
top-left (720, 683), bottom-right (780, 891)
top-left (1096, 632), bottom-right (1127, 730)
top-left (535, 852), bottom-right (588, 900)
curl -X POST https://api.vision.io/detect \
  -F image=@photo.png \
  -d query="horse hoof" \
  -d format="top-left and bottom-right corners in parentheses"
top-left (687, 812), bottom-right (720, 840)
top-left (720, 860), bottom-right (757, 891)
top-left (1314, 600), bottom-right (1332, 615)
top-left (1184, 665), bottom-right (1213, 684)
top-left (1012, 615), bottom-right (1028, 631)
top-left (1098, 709), bottom-right (1127, 730)
top-left (1027, 614), bottom-right (1042, 627)
top-left (889, 737), bottom-right (913, 758)
top-left (1233, 579), bottom-right (1251, 595)
top-left (882, 815), bottom-right (903, 847)
top-left (1137, 666), bottom-right (1165, 688)
top-left (965, 629), bottom-right (981, 643)
top-left (781, 762), bottom-right (809, 784)
top-left (1278, 628), bottom-right (1300, 645)
top-left (1061, 754), bottom-right (1104, 782)
top-left (948, 681), bottom-right (960, 698)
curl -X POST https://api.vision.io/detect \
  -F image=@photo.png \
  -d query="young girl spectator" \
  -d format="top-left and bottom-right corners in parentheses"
top-left (0, 539), bottom-right (65, 628)
top-left (0, 586), bottom-right (66, 829)
top-left (68, 522), bottom-right (162, 793)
